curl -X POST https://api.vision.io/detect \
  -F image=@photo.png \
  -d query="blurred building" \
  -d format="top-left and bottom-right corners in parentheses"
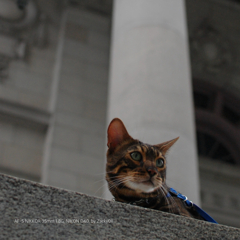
top-left (0, 0), bottom-right (239, 228)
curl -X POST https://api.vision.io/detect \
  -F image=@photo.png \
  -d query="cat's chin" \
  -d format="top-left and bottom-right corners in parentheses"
top-left (127, 181), bottom-right (158, 193)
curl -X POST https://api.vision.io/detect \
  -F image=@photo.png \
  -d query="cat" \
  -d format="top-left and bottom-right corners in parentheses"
top-left (106, 118), bottom-right (208, 221)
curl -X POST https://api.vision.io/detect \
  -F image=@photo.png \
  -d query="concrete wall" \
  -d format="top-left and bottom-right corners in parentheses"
top-left (0, 1), bottom-right (111, 196)
top-left (0, 0), bottom-right (60, 110)
top-left (0, 122), bottom-right (44, 181)
top-left (0, 0), bottom-right (60, 181)
top-left (1, 173), bottom-right (240, 239)
top-left (42, 7), bottom-right (111, 196)
top-left (199, 158), bottom-right (240, 228)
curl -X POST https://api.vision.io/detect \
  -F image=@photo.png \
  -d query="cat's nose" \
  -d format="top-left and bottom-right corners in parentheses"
top-left (147, 167), bottom-right (157, 177)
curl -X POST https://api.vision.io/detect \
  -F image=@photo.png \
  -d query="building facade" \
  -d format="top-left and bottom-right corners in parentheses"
top-left (0, 0), bottom-right (239, 227)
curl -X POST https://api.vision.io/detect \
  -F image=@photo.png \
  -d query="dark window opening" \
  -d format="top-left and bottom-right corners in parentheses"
top-left (223, 105), bottom-right (240, 126)
top-left (197, 131), bottom-right (236, 164)
top-left (193, 91), bottom-right (210, 109)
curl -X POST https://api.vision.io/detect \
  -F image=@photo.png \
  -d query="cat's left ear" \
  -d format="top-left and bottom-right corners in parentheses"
top-left (107, 118), bottom-right (133, 152)
top-left (154, 137), bottom-right (179, 155)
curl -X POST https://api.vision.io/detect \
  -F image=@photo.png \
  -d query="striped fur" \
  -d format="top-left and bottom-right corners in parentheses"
top-left (106, 118), bottom-right (205, 220)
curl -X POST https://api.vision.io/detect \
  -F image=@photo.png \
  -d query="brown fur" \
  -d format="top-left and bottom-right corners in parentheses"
top-left (106, 118), bottom-right (205, 221)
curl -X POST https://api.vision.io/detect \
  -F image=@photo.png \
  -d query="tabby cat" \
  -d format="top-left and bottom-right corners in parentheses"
top-left (106, 118), bottom-right (206, 221)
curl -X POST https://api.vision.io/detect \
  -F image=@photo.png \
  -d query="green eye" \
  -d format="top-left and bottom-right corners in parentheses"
top-left (130, 152), bottom-right (142, 161)
top-left (156, 158), bottom-right (164, 168)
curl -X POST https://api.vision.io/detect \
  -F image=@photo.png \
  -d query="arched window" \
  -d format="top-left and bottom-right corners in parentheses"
top-left (193, 80), bottom-right (240, 165)
top-left (193, 81), bottom-right (240, 227)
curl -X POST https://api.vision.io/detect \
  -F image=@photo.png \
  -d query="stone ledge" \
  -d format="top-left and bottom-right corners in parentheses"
top-left (0, 173), bottom-right (240, 239)
top-left (0, 98), bottom-right (50, 131)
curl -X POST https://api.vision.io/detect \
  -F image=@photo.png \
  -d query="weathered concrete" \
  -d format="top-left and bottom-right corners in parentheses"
top-left (0, 173), bottom-right (240, 239)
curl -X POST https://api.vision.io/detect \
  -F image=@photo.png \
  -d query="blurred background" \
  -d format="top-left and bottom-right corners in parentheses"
top-left (0, 0), bottom-right (239, 228)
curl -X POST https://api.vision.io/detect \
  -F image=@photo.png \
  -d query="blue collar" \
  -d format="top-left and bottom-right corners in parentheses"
top-left (167, 188), bottom-right (218, 224)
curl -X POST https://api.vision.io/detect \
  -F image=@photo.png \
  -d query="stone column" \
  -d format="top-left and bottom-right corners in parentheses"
top-left (106, 0), bottom-right (200, 204)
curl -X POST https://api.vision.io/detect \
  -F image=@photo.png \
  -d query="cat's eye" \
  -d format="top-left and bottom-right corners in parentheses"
top-left (156, 158), bottom-right (164, 168)
top-left (130, 152), bottom-right (142, 161)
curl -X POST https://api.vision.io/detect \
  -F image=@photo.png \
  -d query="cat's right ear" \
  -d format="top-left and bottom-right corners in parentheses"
top-left (154, 137), bottom-right (179, 156)
top-left (107, 118), bottom-right (132, 152)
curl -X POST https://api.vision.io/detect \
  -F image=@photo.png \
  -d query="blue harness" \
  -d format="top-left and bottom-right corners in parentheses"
top-left (167, 188), bottom-right (218, 224)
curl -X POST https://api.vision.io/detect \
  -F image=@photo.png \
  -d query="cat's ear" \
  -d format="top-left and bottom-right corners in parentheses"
top-left (107, 118), bottom-right (132, 152)
top-left (154, 137), bottom-right (179, 155)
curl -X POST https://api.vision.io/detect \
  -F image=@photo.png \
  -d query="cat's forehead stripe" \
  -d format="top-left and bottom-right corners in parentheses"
top-left (141, 144), bottom-right (162, 157)
top-left (141, 145), bottom-right (148, 153)
top-left (127, 143), bottom-right (163, 158)
top-left (128, 145), bottom-right (141, 151)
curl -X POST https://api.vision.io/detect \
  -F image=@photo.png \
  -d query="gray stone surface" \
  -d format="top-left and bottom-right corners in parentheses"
top-left (1, 174), bottom-right (240, 239)
top-left (42, 7), bottom-right (109, 196)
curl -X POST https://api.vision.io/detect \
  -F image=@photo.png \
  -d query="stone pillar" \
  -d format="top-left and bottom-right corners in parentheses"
top-left (106, 0), bottom-right (200, 204)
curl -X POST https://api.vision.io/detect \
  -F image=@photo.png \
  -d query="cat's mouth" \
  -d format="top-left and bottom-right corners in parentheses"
top-left (126, 179), bottom-right (160, 193)
top-left (141, 179), bottom-right (154, 186)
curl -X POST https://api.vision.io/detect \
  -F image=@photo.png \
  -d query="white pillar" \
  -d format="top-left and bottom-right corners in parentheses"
top-left (106, 0), bottom-right (200, 204)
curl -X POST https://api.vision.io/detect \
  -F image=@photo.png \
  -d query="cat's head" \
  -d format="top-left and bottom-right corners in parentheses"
top-left (106, 118), bottom-right (179, 201)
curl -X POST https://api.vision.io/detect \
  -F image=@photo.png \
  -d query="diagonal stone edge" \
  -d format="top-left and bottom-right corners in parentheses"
top-left (0, 173), bottom-right (240, 239)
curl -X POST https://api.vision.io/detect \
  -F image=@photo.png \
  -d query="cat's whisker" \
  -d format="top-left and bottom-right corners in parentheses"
top-left (117, 176), bottom-right (135, 190)
top-left (158, 186), bottom-right (172, 213)
top-left (93, 170), bottom-right (115, 177)
top-left (107, 175), bottom-right (123, 180)
top-left (156, 187), bottom-right (168, 211)
top-left (93, 178), bottom-right (107, 184)
top-left (93, 172), bottom-right (107, 176)
top-left (111, 176), bottom-right (133, 186)
top-left (99, 185), bottom-right (114, 199)
top-left (98, 178), bottom-right (124, 199)
top-left (91, 177), bottom-right (116, 195)
top-left (93, 176), bottom-right (130, 197)
top-left (105, 170), bottom-right (115, 174)
top-left (108, 178), bottom-right (127, 190)
top-left (109, 176), bottom-right (136, 193)
top-left (108, 183), bottom-right (117, 192)
top-left (161, 185), bottom-right (179, 214)
top-left (93, 180), bottom-right (110, 197)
